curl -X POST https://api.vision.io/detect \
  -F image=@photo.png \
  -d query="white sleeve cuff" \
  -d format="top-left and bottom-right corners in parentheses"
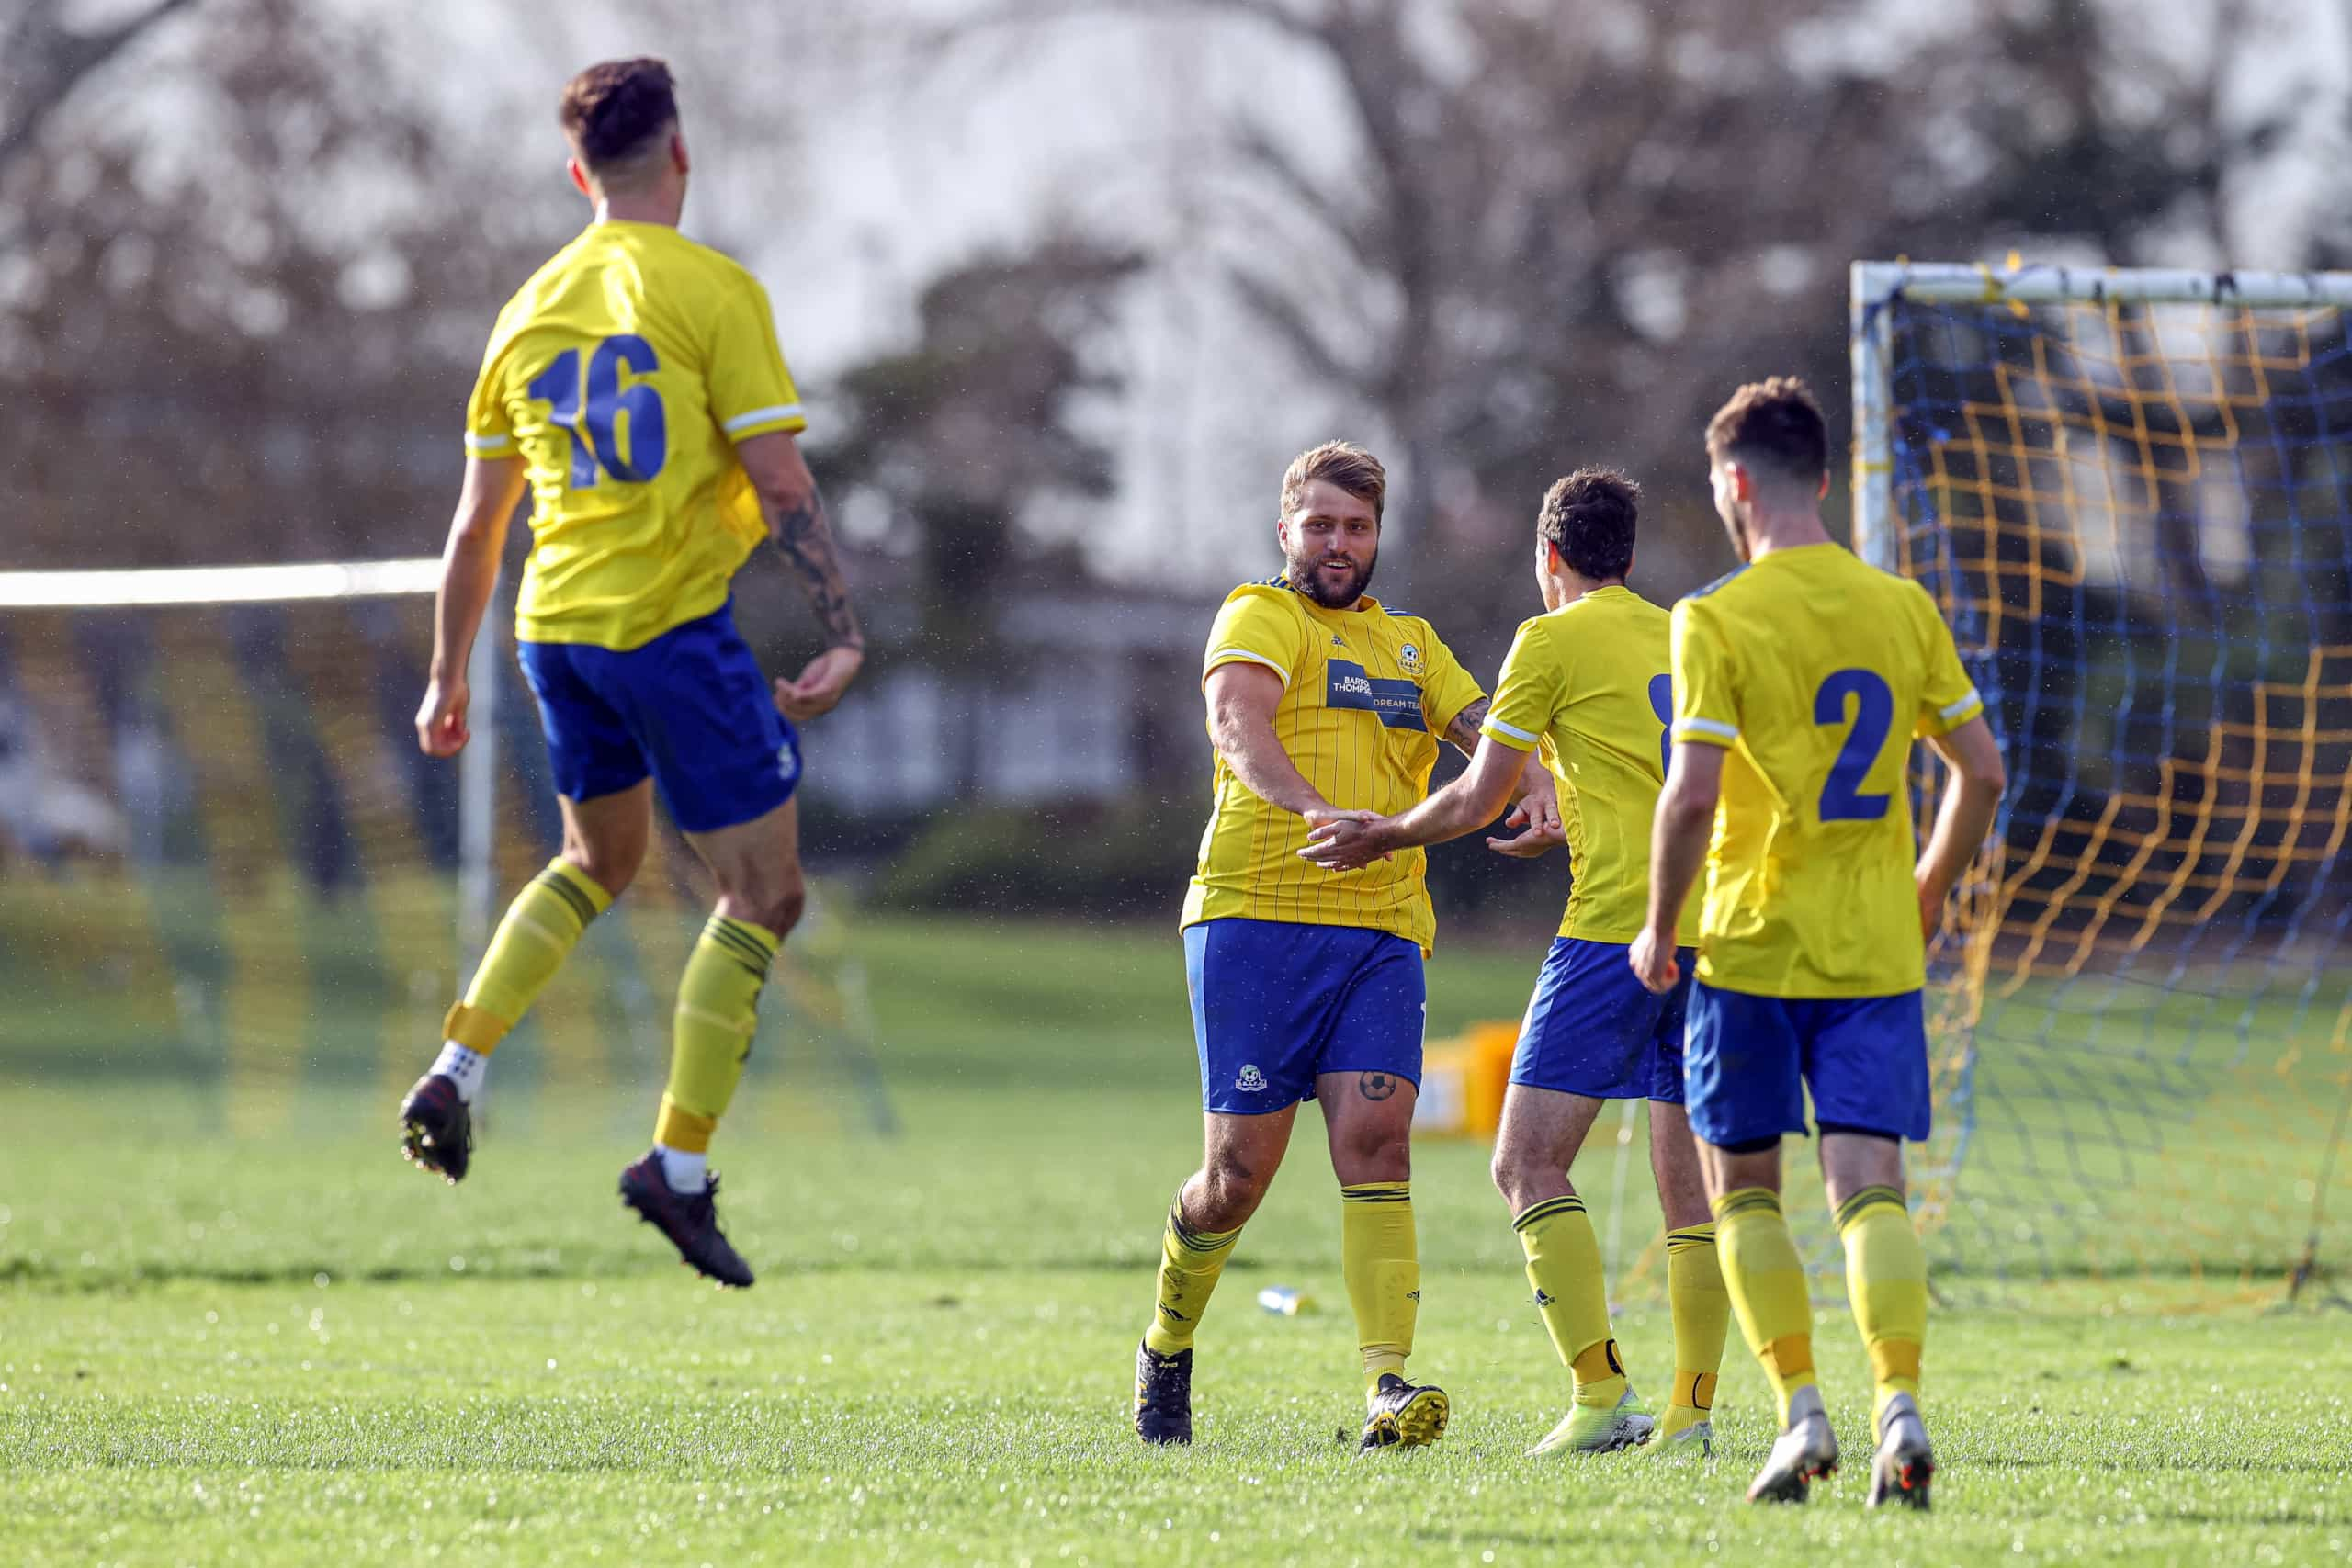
top-left (1939, 690), bottom-right (1984, 721)
top-left (1673, 716), bottom-right (1738, 743)
top-left (1483, 716), bottom-right (1539, 744)
top-left (1205, 649), bottom-right (1291, 688)
top-left (723, 403), bottom-right (806, 434)
top-left (463, 432), bottom-right (513, 455)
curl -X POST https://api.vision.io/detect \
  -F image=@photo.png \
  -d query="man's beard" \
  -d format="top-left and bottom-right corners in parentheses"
top-left (1289, 549), bottom-right (1376, 608)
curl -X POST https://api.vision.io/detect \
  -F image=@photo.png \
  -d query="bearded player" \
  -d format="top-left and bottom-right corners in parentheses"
top-left (1632, 378), bottom-right (2004, 1507)
top-left (1130, 441), bottom-right (1559, 1450)
top-left (1306, 468), bottom-right (1729, 1459)
top-left (398, 59), bottom-right (865, 1290)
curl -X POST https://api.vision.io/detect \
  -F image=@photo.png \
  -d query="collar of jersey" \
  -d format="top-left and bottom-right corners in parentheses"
top-left (1752, 541), bottom-right (1843, 566)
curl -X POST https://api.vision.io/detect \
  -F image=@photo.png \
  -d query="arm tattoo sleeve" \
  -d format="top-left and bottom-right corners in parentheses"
top-left (1443, 696), bottom-right (1490, 757)
top-left (766, 482), bottom-right (865, 650)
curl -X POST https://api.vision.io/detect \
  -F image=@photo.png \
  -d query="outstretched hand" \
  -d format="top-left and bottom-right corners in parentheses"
top-left (776, 645), bottom-right (865, 722)
top-left (1486, 798), bottom-right (1564, 859)
top-left (1300, 807), bottom-right (1390, 872)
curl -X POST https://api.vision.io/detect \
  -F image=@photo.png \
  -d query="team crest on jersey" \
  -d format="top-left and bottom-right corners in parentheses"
top-left (1398, 642), bottom-right (1425, 675)
top-left (1235, 1064), bottom-right (1267, 1093)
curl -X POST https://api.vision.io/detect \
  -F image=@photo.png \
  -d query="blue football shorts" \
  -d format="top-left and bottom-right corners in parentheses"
top-left (1510, 936), bottom-right (1695, 1104)
top-left (1184, 916), bottom-right (1426, 1115)
top-left (517, 598), bottom-right (800, 835)
top-left (1682, 983), bottom-right (1931, 1147)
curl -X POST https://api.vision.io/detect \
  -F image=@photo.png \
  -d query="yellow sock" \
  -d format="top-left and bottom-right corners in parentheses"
top-left (651, 914), bottom-right (778, 1153)
top-left (1836, 1184), bottom-right (1927, 1431)
top-left (1713, 1187), bottom-right (1816, 1427)
top-left (1340, 1182), bottom-right (1418, 1394)
top-left (1660, 1224), bottom-right (1729, 1438)
top-left (1512, 1195), bottom-right (1625, 1409)
top-left (1143, 1193), bottom-right (1239, 1356)
top-left (445, 859), bottom-right (611, 1051)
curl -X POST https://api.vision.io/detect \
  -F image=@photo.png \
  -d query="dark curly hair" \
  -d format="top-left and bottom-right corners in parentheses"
top-left (1537, 468), bottom-right (1641, 581)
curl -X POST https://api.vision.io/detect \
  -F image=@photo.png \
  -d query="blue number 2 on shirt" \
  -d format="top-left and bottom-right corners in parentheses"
top-left (1646, 672), bottom-right (1673, 775)
top-left (525, 335), bottom-right (669, 488)
top-left (1815, 668), bottom-right (1894, 821)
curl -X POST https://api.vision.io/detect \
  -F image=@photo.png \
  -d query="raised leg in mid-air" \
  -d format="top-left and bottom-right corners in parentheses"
top-left (616, 795), bottom-right (808, 1289)
top-left (400, 782), bottom-right (647, 1183)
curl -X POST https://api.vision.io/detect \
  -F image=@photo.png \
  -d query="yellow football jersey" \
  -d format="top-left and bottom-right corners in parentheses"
top-left (1479, 585), bottom-right (1701, 946)
top-left (1182, 580), bottom-right (1485, 954)
top-left (463, 220), bottom-right (808, 651)
top-left (1670, 542), bottom-right (1984, 998)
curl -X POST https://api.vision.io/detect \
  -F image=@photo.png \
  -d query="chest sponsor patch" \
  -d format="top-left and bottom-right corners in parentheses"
top-left (1325, 659), bottom-right (1427, 731)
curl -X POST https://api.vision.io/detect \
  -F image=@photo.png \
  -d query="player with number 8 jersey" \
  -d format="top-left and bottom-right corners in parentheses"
top-left (400, 58), bottom-right (865, 1292)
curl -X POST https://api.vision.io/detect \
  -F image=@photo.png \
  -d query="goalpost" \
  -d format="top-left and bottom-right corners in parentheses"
top-left (0, 559), bottom-right (891, 1136)
top-left (1850, 261), bottom-right (2352, 1305)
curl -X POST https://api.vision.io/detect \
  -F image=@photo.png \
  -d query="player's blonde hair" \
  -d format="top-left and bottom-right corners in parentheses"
top-left (1281, 441), bottom-right (1387, 523)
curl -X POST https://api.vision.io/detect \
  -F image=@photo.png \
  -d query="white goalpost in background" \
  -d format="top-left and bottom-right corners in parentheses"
top-left (0, 557), bottom-right (893, 1134)
top-left (1847, 259), bottom-right (2352, 1303)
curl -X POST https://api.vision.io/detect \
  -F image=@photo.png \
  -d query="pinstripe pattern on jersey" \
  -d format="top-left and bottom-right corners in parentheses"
top-left (1179, 580), bottom-right (1483, 955)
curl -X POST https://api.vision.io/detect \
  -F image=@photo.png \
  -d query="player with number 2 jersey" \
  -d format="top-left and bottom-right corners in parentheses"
top-left (1634, 377), bottom-right (2004, 1512)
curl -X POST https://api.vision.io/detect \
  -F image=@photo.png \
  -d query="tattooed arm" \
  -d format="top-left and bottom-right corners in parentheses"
top-left (736, 430), bottom-right (865, 719)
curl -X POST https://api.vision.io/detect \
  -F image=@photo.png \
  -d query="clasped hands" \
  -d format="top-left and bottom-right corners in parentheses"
top-left (1297, 793), bottom-right (1566, 873)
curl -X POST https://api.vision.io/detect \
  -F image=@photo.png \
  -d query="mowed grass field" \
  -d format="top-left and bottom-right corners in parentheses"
top-left (3, 912), bottom-right (2349, 1566)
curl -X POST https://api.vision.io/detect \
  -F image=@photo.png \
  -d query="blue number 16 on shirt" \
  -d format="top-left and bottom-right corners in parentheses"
top-left (526, 334), bottom-right (669, 488)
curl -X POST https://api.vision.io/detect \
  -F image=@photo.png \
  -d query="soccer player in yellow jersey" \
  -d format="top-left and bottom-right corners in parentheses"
top-left (1632, 378), bottom-right (2005, 1508)
top-left (1132, 441), bottom-right (1558, 1451)
top-left (1306, 469), bottom-right (1729, 1460)
top-left (396, 60), bottom-right (865, 1290)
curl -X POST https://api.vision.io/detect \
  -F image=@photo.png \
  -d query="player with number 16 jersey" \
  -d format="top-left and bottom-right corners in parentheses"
top-left (400, 58), bottom-right (865, 1294)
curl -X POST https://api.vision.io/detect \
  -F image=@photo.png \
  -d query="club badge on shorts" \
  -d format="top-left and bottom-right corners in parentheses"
top-left (1235, 1064), bottom-right (1266, 1093)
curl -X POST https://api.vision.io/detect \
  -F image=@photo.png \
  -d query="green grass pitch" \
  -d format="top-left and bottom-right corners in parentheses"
top-left (3, 915), bottom-right (2347, 1565)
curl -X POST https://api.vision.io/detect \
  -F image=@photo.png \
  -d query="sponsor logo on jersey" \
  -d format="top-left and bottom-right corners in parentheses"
top-left (1324, 660), bottom-right (1428, 731)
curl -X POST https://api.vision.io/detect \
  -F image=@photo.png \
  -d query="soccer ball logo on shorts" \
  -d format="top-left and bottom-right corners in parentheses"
top-left (777, 735), bottom-right (801, 784)
top-left (1235, 1064), bottom-right (1267, 1093)
top-left (1398, 643), bottom-right (1425, 675)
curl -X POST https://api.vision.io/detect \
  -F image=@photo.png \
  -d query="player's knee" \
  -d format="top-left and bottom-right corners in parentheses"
top-left (561, 845), bottom-right (638, 900)
top-left (1199, 1149), bottom-right (1270, 1227)
top-left (760, 877), bottom-right (807, 938)
top-left (722, 872), bottom-right (805, 939)
top-left (1489, 1143), bottom-right (1544, 1208)
top-left (1337, 1124), bottom-right (1411, 1184)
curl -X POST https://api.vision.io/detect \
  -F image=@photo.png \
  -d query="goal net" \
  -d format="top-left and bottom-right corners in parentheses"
top-left (0, 562), bottom-right (889, 1137)
top-left (1852, 262), bottom-right (2352, 1305)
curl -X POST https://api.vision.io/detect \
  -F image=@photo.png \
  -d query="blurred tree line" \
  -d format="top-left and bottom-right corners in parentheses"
top-left (2, 0), bottom-right (2341, 923)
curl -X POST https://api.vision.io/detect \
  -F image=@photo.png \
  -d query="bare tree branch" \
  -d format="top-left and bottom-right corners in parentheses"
top-left (0, 0), bottom-right (203, 182)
